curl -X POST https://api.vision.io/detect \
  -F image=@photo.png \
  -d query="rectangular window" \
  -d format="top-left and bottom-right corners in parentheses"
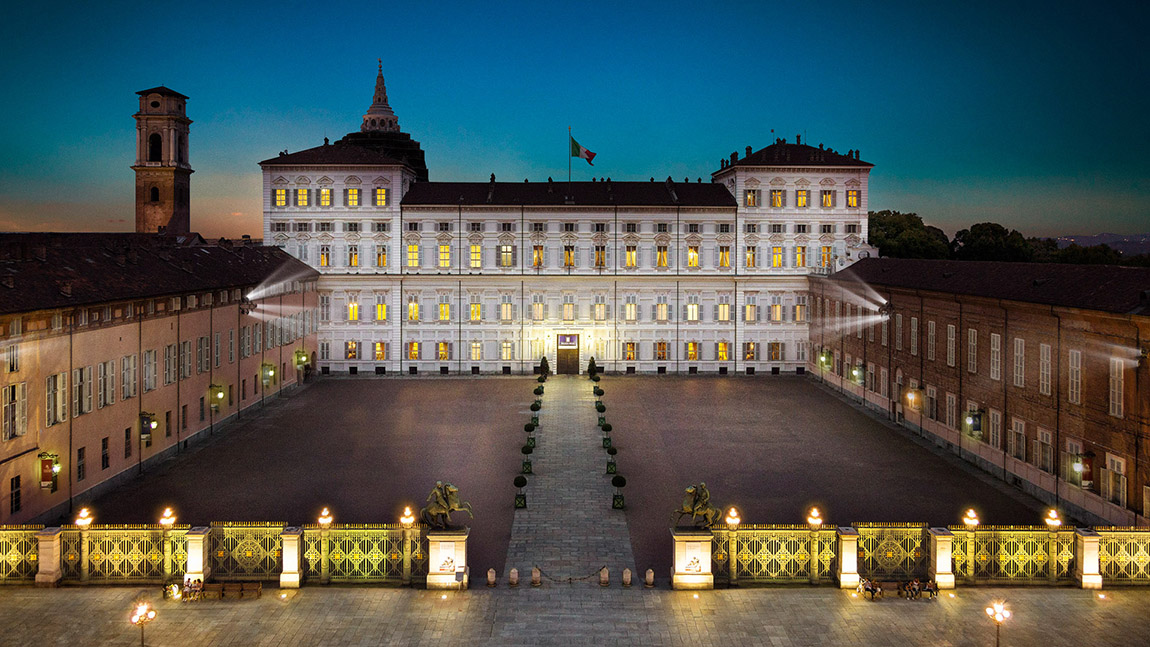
top-left (296, 188), bottom-right (309, 207)
top-left (744, 190), bottom-right (759, 207)
top-left (793, 296), bottom-right (807, 322)
top-left (624, 296), bottom-right (637, 322)
top-left (499, 245), bottom-right (514, 268)
top-left (847, 190), bottom-right (860, 208)
top-left (374, 187), bottom-right (387, 206)
top-left (743, 342), bottom-right (757, 361)
top-left (745, 295), bottom-right (758, 322)
top-left (717, 342), bottom-right (729, 362)
top-left (792, 246), bottom-right (805, 267)
top-left (532, 245), bottom-right (544, 268)
top-left (686, 296), bottom-right (699, 322)
top-left (796, 190), bottom-right (809, 207)
top-left (100, 438), bottom-right (109, 470)
top-left (564, 245), bottom-right (575, 268)
top-left (319, 188), bottom-right (332, 206)
top-left (470, 244), bottom-right (482, 269)
top-left (594, 295), bottom-right (607, 321)
top-left (532, 296), bottom-right (545, 322)
top-left (768, 342), bottom-right (783, 361)
top-left (436, 297), bottom-right (451, 322)
top-left (562, 296), bottom-right (575, 322)
top-left (501, 341), bottom-right (514, 361)
top-left (594, 245), bottom-right (606, 268)
top-left (1110, 358), bottom-right (1124, 418)
top-left (1036, 429), bottom-right (1053, 473)
top-left (718, 246), bottom-right (730, 268)
top-left (8, 475), bottom-right (20, 514)
top-left (968, 329), bottom-right (978, 373)
top-left (77, 447), bottom-right (86, 482)
top-left (500, 222), bottom-right (514, 233)
top-left (407, 296), bottom-right (420, 322)
top-left (845, 223), bottom-right (859, 234)
top-left (771, 246), bottom-right (783, 268)
top-left (1013, 338), bottom-right (1025, 387)
top-left (623, 342), bottom-right (636, 361)
top-left (500, 296), bottom-right (513, 322)
top-left (470, 301), bottom-right (481, 323)
top-left (926, 321), bottom-right (936, 361)
top-left (318, 222), bottom-right (334, 232)
top-left (1039, 343), bottom-right (1051, 395)
top-left (655, 341), bottom-right (668, 361)
top-left (745, 246), bottom-right (757, 268)
top-left (909, 317), bottom-right (918, 356)
top-left (346, 188), bottom-right (360, 207)
top-left (1068, 349), bottom-right (1081, 404)
top-left (687, 246), bottom-right (699, 268)
top-left (656, 296), bottom-right (669, 322)
top-left (625, 246), bottom-right (637, 268)
top-left (348, 301), bottom-right (359, 322)
top-left (319, 246), bottom-right (331, 267)
top-left (374, 244), bottom-right (387, 267)
top-left (769, 296), bottom-right (783, 322)
top-left (374, 342), bottom-right (386, 361)
top-left (45, 372), bottom-right (67, 426)
top-left (142, 350), bottom-right (157, 391)
top-left (407, 244), bottom-right (420, 268)
top-left (656, 246), bottom-right (668, 268)
top-left (1009, 419), bottom-right (1026, 461)
top-left (348, 245), bottom-right (359, 267)
top-left (946, 325), bottom-right (956, 367)
top-left (438, 244), bottom-right (451, 269)
top-left (470, 341), bottom-right (482, 361)
top-left (820, 246), bottom-right (832, 267)
top-left (988, 410), bottom-right (1002, 449)
top-left (821, 190), bottom-right (835, 207)
top-left (683, 341), bottom-right (699, 361)
top-left (345, 341), bottom-right (358, 360)
top-left (71, 366), bottom-right (92, 415)
top-left (407, 341), bottom-right (420, 361)
top-left (625, 223), bottom-right (637, 233)
top-left (124, 427), bottom-right (132, 458)
top-left (769, 190), bottom-right (784, 208)
top-left (1, 383), bottom-right (27, 441)
top-left (895, 314), bottom-right (903, 351)
top-left (990, 333), bottom-right (1001, 380)
top-left (4, 344), bottom-right (18, 373)
top-left (438, 342), bottom-right (450, 361)
top-left (274, 189), bottom-right (287, 207)
top-left (374, 221), bottom-right (389, 233)
top-left (376, 296), bottom-right (387, 322)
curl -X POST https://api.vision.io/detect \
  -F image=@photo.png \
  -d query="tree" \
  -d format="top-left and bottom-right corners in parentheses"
top-left (951, 222), bottom-right (1033, 262)
top-left (539, 355), bottom-right (550, 377)
top-left (868, 211), bottom-right (950, 259)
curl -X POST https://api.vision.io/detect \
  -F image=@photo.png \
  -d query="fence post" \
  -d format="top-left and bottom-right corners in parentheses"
top-left (835, 527), bottom-right (859, 589)
top-left (79, 526), bottom-right (90, 584)
top-left (728, 529), bottom-right (738, 586)
top-left (184, 526), bottom-right (211, 584)
top-left (1074, 528), bottom-right (1102, 589)
top-left (320, 526), bottom-right (331, 585)
top-left (401, 526), bottom-right (413, 586)
top-left (809, 528), bottom-right (820, 585)
top-left (928, 527), bottom-right (955, 589)
top-left (162, 527), bottom-right (172, 583)
top-left (280, 526), bottom-right (303, 588)
top-left (34, 527), bottom-right (63, 587)
top-left (426, 528), bottom-right (469, 590)
top-left (965, 527), bottom-right (977, 584)
top-left (670, 528), bottom-right (713, 590)
top-left (1048, 528), bottom-right (1059, 585)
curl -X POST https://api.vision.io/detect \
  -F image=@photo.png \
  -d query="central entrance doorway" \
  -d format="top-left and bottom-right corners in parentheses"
top-left (556, 334), bottom-right (580, 374)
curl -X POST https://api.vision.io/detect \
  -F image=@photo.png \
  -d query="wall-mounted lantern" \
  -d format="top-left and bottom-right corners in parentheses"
top-left (139, 412), bottom-right (158, 442)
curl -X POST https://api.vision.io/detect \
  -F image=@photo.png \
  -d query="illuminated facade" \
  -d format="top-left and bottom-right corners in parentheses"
top-left (262, 65), bottom-right (876, 375)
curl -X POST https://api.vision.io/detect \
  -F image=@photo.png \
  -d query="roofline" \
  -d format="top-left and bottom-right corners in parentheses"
top-left (711, 163), bottom-right (873, 177)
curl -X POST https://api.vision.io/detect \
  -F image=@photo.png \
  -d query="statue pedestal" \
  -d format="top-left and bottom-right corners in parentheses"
top-left (426, 528), bottom-right (469, 590)
top-left (671, 528), bottom-right (713, 590)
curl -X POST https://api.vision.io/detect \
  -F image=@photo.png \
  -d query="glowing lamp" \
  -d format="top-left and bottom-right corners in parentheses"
top-left (965, 415), bottom-right (974, 426)
top-left (294, 349), bottom-right (308, 368)
top-left (159, 508), bottom-right (176, 528)
top-left (807, 507), bottom-right (822, 527)
top-left (1072, 461), bottom-right (1084, 474)
top-left (725, 507), bottom-right (740, 529)
top-left (51, 464), bottom-right (61, 475)
top-left (318, 507), bottom-right (333, 528)
top-left (400, 506), bottom-right (416, 527)
top-left (1044, 509), bottom-right (1062, 528)
top-left (130, 601), bottom-right (156, 625)
top-left (962, 509), bottom-right (980, 528)
top-left (75, 508), bottom-right (93, 528)
top-left (985, 601), bottom-right (1011, 623)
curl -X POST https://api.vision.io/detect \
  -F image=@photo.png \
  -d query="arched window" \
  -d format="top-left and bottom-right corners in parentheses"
top-left (148, 133), bottom-right (162, 162)
top-left (150, 187), bottom-right (160, 202)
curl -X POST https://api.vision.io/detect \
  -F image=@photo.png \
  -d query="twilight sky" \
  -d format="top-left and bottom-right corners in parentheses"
top-left (0, 0), bottom-right (1145, 239)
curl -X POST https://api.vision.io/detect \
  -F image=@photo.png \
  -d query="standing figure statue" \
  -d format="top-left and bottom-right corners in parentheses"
top-left (670, 482), bottom-right (722, 528)
top-left (420, 481), bottom-right (474, 528)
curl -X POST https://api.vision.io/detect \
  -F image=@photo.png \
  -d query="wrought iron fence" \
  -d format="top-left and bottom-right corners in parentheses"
top-left (302, 524), bottom-right (413, 583)
top-left (87, 525), bottom-right (165, 582)
top-left (1097, 527), bottom-right (1150, 585)
top-left (712, 525), bottom-right (837, 585)
top-left (209, 522), bottom-right (285, 581)
top-left (61, 529), bottom-right (81, 580)
top-left (950, 526), bottom-right (1076, 585)
top-left (855, 523), bottom-right (929, 580)
top-left (0, 525), bottom-right (41, 583)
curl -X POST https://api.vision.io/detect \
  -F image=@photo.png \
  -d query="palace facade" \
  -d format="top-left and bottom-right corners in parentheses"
top-left (262, 65), bottom-right (876, 375)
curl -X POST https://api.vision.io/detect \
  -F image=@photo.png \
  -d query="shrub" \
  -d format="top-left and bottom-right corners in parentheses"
top-left (595, 403), bottom-right (605, 413)
top-left (587, 357), bottom-right (598, 377)
top-left (521, 445), bottom-right (533, 455)
top-left (611, 475), bottom-right (627, 489)
top-left (539, 356), bottom-right (551, 377)
top-left (533, 385), bottom-right (544, 396)
top-left (514, 475), bottom-right (527, 489)
top-left (593, 387), bottom-right (604, 397)
top-left (606, 447), bottom-right (618, 456)
top-left (591, 374), bottom-right (601, 382)
top-left (530, 401), bottom-right (541, 412)
top-left (524, 423), bottom-right (535, 433)
top-left (537, 375), bottom-right (546, 383)
top-left (601, 423), bottom-right (612, 433)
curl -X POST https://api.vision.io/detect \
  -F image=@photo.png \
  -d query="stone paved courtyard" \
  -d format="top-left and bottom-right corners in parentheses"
top-left (1, 584), bottom-right (1144, 646)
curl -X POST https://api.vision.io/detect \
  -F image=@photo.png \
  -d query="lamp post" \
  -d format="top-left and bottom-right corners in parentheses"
top-left (318, 507), bottom-right (333, 585)
top-left (985, 601), bottom-right (1011, 647)
top-left (1044, 509), bottom-right (1062, 584)
top-left (130, 600), bottom-right (156, 647)
top-left (807, 507), bottom-right (822, 584)
top-left (400, 506), bottom-right (416, 586)
top-left (725, 507), bottom-right (740, 586)
top-left (159, 508), bottom-right (176, 582)
top-left (75, 507), bottom-right (93, 583)
top-left (963, 509), bottom-right (979, 583)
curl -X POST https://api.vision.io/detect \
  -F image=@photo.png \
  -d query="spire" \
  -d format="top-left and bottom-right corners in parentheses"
top-left (362, 59), bottom-right (399, 133)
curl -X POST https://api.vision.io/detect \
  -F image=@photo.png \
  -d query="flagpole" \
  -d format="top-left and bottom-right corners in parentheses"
top-left (568, 126), bottom-right (572, 197)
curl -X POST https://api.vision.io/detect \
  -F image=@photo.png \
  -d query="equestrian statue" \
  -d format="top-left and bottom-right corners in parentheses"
top-left (420, 481), bottom-right (474, 528)
top-left (670, 482), bottom-right (722, 528)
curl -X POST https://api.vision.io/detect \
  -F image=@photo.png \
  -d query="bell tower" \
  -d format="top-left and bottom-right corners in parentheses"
top-left (132, 86), bottom-right (193, 234)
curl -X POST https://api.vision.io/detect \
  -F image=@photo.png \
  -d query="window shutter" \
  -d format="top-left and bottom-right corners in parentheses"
top-left (756, 305), bottom-right (761, 322)
top-left (635, 247), bottom-right (642, 267)
top-left (72, 369), bottom-right (80, 415)
top-left (713, 247), bottom-right (719, 267)
top-left (714, 342), bottom-right (720, 359)
top-left (605, 247), bottom-right (612, 267)
top-left (650, 247), bottom-right (657, 267)
top-left (573, 247), bottom-right (579, 267)
top-left (448, 343), bottom-right (454, 360)
top-left (311, 189), bottom-right (317, 207)
top-left (342, 189), bottom-right (348, 206)
top-left (17, 383), bottom-right (25, 433)
top-left (606, 304), bottom-right (612, 319)
top-left (84, 367), bottom-right (93, 412)
top-left (543, 304), bottom-right (549, 320)
top-left (681, 305), bottom-right (687, 321)
top-left (512, 246), bottom-right (518, 267)
top-left (668, 247), bottom-right (676, 268)
top-left (58, 375), bottom-right (68, 422)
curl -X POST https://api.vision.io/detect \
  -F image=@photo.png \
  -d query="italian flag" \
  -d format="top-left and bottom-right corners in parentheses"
top-left (570, 136), bottom-right (596, 165)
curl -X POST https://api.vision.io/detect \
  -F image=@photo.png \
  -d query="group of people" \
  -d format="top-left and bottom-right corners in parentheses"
top-left (857, 577), bottom-right (938, 601)
top-left (181, 577), bottom-right (203, 601)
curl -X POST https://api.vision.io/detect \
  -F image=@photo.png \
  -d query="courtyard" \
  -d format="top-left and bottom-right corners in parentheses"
top-left (80, 375), bottom-right (1045, 581)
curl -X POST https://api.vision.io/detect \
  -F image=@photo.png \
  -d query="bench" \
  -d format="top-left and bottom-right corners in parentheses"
top-left (201, 583), bottom-right (223, 600)
top-left (199, 582), bottom-right (261, 600)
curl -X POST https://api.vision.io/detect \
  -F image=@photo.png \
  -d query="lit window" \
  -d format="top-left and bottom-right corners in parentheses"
top-left (562, 296), bottom-right (574, 322)
top-left (376, 246), bottom-right (387, 268)
top-left (625, 246), bottom-right (637, 268)
top-left (744, 190), bottom-right (759, 207)
top-left (319, 189), bottom-right (332, 206)
top-left (532, 295), bottom-right (545, 321)
top-left (296, 189), bottom-right (309, 207)
top-left (687, 246), bottom-right (699, 268)
top-left (438, 296), bottom-right (451, 322)
top-left (656, 246), bottom-right (668, 268)
top-left (438, 342), bottom-right (450, 361)
top-left (745, 296), bottom-right (758, 322)
top-left (376, 300), bottom-right (387, 322)
top-left (796, 190), bottom-right (809, 208)
top-left (686, 296), bottom-right (699, 322)
top-left (718, 246), bottom-right (730, 268)
top-left (345, 341), bottom-right (358, 360)
top-left (594, 246), bottom-right (606, 268)
top-left (470, 245), bottom-right (482, 269)
top-left (771, 246), bottom-right (783, 268)
top-left (471, 342), bottom-right (482, 361)
top-left (623, 342), bottom-right (636, 361)
top-left (407, 297), bottom-right (419, 322)
top-left (274, 189), bottom-right (287, 207)
top-left (470, 302), bottom-right (481, 322)
top-left (686, 342), bottom-right (699, 361)
top-left (716, 296), bottom-right (730, 322)
top-left (768, 342), bottom-right (783, 361)
top-left (820, 246), bottom-right (832, 267)
top-left (656, 296), bottom-right (668, 322)
top-left (795, 246), bottom-right (807, 267)
top-left (717, 342), bottom-right (729, 362)
top-left (655, 341), bottom-right (668, 361)
top-left (533, 245), bottom-right (544, 268)
top-left (744, 342), bottom-right (757, 361)
top-left (408, 341), bottom-right (420, 360)
top-left (347, 188), bottom-right (360, 207)
top-left (794, 296), bottom-right (807, 322)
top-left (407, 244), bottom-right (420, 268)
top-left (438, 244), bottom-right (451, 269)
top-left (821, 190), bottom-right (834, 208)
top-left (348, 245), bottom-right (359, 268)
top-left (624, 296), bottom-right (637, 321)
top-left (499, 245), bottom-right (514, 268)
top-left (348, 302), bottom-right (359, 321)
top-left (594, 295), bottom-right (606, 320)
top-left (769, 296), bottom-right (782, 322)
top-left (375, 187), bottom-right (387, 206)
top-left (770, 190), bottom-right (785, 208)
top-left (319, 246), bottom-right (331, 267)
top-left (374, 342), bottom-right (386, 360)
top-left (501, 341), bottom-right (514, 361)
top-left (500, 296), bottom-right (513, 322)
top-left (847, 190), bottom-right (859, 208)
top-left (564, 245), bottom-right (575, 268)
top-left (745, 247), bottom-right (757, 268)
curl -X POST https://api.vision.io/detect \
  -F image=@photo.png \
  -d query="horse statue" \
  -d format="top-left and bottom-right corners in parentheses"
top-left (420, 481), bottom-right (474, 528)
top-left (670, 482), bottom-right (722, 528)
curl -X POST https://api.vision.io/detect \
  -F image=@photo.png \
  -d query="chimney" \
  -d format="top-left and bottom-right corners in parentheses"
top-left (796, 134), bottom-right (801, 145)
top-left (855, 150), bottom-right (861, 160)
top-left (547, 177), bottom-right (554, 194)
top-left (730, 151), bottom-right (738, 163)
top-left (745, 146), bottom-right (752, 158)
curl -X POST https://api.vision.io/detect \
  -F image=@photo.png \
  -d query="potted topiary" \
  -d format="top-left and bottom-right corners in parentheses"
top-left (521, 445), bottom-right (533, 474)
top-left (591, 373), bottom-right (601, 383)
top-left (606, 446), bottom-right (618, 474)
top-left (531, 415), bottom-right (539, 427)
top-left (539, 356), bottom-right (551, 379)
top-left (597, 416), bottom-right (606, 427)
top-left (524, 422), bottom-right (536, 448)
top-left (587, 357), bottom-right (598, 378)
top-left (611, 475), bottom-right (626, 509)
top-left (537, 375), bottom-right (546, 383)
top-left (514, 475), bottom-right (528, 508)
top-left (595, 402), bottom-right (606, 413)
top-left (593, 386), bottom-right (604, 397)
top-left (530, 400), bottom-right (541, 412)
top-left (533, 385), bottom-right (544, 396)
top-left (601, 423), bottom-right (613, 449)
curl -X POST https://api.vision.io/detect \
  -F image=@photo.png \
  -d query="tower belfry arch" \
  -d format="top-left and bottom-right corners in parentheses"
top-left (131, 86), bottom-right (193, 234)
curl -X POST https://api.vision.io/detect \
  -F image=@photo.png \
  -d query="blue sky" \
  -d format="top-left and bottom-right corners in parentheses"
top-left (0, 0), bottom-right (1145, 239)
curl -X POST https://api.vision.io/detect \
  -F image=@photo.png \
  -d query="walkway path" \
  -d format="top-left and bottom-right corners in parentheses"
top-left (503, 375), bottom-right (635, 583)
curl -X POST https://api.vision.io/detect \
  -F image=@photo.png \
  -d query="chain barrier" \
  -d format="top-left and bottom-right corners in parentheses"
top-left (535, 564), bottom-right (607, 584)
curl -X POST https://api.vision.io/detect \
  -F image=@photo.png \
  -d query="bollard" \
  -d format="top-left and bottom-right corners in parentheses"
top-left (509, 568), bottom-right (519, 587)
top-left (623, 568), bottom-right (632, 588)
top-left (531, 567), bottom-right (541, 587)
top-left (645, 568), bottom-right (655, 588)
top-left (487, 568), bottom-right (497, 588)
top-left (600, 567), bottom-right (609, 587)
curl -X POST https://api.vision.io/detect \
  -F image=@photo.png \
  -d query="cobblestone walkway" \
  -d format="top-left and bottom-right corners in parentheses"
top-left (504, 375), bottom-right (636, 584)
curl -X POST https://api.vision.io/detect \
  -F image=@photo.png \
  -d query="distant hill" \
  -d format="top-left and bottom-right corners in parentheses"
top-left (1056, 233), bottom-right (1150, 255)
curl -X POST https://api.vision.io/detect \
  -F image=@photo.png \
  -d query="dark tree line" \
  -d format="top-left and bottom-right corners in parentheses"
top-left (868, 211), bottom-right (1150, 266)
